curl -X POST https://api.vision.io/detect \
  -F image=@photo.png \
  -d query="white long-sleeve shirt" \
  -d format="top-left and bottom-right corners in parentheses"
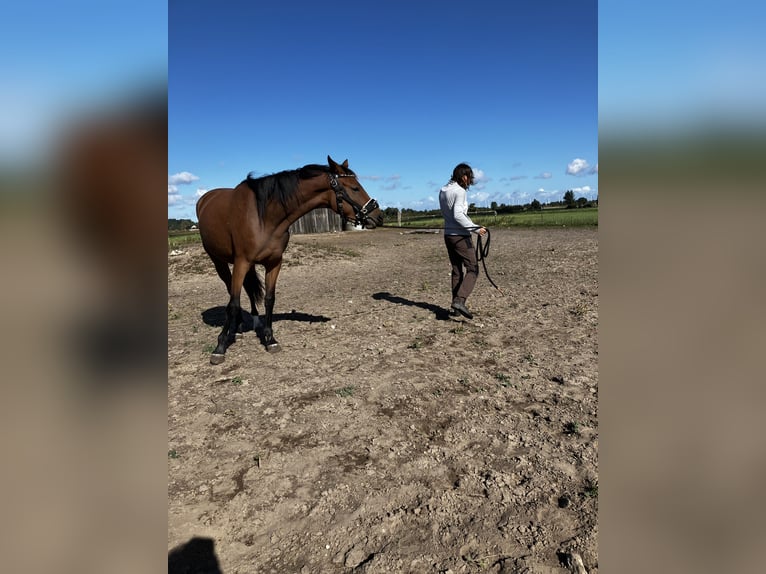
top-left (439, 180), bottom-right (478, 236)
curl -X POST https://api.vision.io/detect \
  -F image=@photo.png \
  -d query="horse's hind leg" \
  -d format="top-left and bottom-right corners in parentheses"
top-left (211, 256), bottom-right (232, 291)
top-left (261, 260), bottom-right (283, 352)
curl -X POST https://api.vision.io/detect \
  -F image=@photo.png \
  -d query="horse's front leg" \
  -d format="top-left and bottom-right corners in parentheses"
top-left (262, 260), bottom-right (283, 352)
top-left (211, 259), bottom-right (249, 364)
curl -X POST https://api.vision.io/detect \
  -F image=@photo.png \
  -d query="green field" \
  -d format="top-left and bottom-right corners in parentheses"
top-left (397, 207), bottom-right (598, 229)
top-left (168, 230), bottom-right (201, 250)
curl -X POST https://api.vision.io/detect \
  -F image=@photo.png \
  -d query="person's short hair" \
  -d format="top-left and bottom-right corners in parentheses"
top-left (452, 163), bottom-right (474, 186)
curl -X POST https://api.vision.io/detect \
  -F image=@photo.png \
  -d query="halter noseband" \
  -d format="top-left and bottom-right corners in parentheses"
top-left (329, 173), bottom-right (379, 227)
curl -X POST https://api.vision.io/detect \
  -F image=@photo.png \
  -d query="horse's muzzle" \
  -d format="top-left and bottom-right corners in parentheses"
top-left (364, 212), bottom-right (384, 229)
top-left (358, 198), bottom-right (383, 229)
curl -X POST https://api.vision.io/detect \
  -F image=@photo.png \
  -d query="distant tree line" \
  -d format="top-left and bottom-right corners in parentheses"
top-left (562, 190), bottom-right (595, 209)
top-left (168, 218), bottom-right (196, 231)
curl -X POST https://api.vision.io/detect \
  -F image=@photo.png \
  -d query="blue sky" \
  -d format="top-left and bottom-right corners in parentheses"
top-left (168, 0), bottom-right (598, 219)
top-left (0, 1), bottom-right (167, 165)
top-left (4, 1), bottom-right (764, 217)
top-left (599, 2), bottom-right (766, 137)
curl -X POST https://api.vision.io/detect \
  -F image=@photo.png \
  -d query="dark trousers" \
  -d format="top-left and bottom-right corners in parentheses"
top-left (444, 234), bottom-right (478, 304)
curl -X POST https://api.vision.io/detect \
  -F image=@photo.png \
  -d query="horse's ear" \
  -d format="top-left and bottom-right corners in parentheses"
top-left (327, 155), bottom-right (338, 170)
top-left (342, 159), bottom-right (349, 169)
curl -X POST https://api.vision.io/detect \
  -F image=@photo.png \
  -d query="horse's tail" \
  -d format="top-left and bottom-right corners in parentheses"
top-left (247, 267), bottom-right (265, 306)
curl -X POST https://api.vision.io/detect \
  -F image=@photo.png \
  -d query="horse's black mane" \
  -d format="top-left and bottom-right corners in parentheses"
top-left (244, 163), bottom-right (355, 218)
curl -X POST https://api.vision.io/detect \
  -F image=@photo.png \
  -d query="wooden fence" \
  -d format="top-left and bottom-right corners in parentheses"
top-left (289, 208), bottom-right (346, 235)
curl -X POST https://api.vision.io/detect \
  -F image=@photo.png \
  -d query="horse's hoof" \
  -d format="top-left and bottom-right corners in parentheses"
top-left (265, 343), bottom-right (281, 353)
top-left (210, 353), bottom-right (226, 365)
top-left (235, 332), bottom-right (244, 340)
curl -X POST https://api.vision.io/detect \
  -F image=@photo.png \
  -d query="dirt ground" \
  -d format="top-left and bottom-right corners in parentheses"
top-left (168, 227), bottom-right (598, 574)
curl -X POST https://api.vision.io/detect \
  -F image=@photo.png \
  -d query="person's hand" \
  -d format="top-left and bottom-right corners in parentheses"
top-left (478, 226), bottom-right (487, 236)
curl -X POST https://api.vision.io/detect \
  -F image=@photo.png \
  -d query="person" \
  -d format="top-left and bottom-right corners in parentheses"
top-left (438, 163), bottom-right (487, 319)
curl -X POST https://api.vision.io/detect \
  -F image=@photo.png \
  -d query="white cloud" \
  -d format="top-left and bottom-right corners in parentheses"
top-left (168, 183), bottom-right (183, 206)
top-left (168, 171), bottom-right (200, 185)
top-left (195, 188), bottom-right (208, 197)
top-left (566, 158), bottom-right (591, 176)
top-left (469, 191), bottom-right (490, 203)
top-left (535, 172), bottom-right (553, 179)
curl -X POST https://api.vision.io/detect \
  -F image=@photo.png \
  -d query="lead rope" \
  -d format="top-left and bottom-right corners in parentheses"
top-left (473, 227), bottom-right (504, 296)
top-left (380, 222), bottom-right (505, 296)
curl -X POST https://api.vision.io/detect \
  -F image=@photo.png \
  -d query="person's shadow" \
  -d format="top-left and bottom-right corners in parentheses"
top-left (168, 537), bottom-right (223, 574)
top-left (372, 291), bottom-right (452, 321)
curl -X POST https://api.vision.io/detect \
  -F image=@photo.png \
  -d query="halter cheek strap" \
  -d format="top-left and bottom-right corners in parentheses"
top-left (329, 173), bottom-right (379, 227)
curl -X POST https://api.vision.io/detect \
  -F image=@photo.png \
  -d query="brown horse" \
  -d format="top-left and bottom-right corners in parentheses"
top-left (196, 156), bottom-right (383, 364)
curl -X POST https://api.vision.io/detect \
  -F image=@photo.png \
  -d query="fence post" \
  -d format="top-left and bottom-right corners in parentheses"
top-left (397, 209), bottom-right (401, 227)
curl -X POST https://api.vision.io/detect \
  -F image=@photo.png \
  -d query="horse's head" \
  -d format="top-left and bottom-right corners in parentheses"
top-left (327, 156), bottom-right (383, 229)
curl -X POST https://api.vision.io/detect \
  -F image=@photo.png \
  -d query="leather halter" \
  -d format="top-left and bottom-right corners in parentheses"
top-left (328, 173), bottom-right (379, 227)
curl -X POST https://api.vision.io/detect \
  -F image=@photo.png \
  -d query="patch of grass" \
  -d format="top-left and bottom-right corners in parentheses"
top-left (407, 338), bottom-right (423, 349)
top-left (408, 334), bottom-right (435, 349)
top-left (232, 376), bottom-right (243, 386)
top-left (203, 343), bottom-right (215, 354)
top-left (336, 385), bottom-right (355, 398)
top-left (521, 353), bottom-right (538, 366)
top-left (168, 449), bottom-right (179, 459)
top-left (473, 338), bottom-right (489, 349)
top-left (570, 302), bottom-right (588, 318)
top-left (450, 325), bottom-right (465, 334)
top-left (458, 377), bottom-right (486, 393)
top-left (461, 552), bottom-right (502, 569)
top-left (495, 373), bottom-right (516, 388)
top-left (583, 481), bottom-right (598, 498)
top-left (563, 421), bottom-right (582, 436)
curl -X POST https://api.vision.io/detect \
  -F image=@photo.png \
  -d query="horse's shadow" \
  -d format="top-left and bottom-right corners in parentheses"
top-left (201, 306), bottom-right (330, 331)
top-left (372, 291), bottom-right (452, 321)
